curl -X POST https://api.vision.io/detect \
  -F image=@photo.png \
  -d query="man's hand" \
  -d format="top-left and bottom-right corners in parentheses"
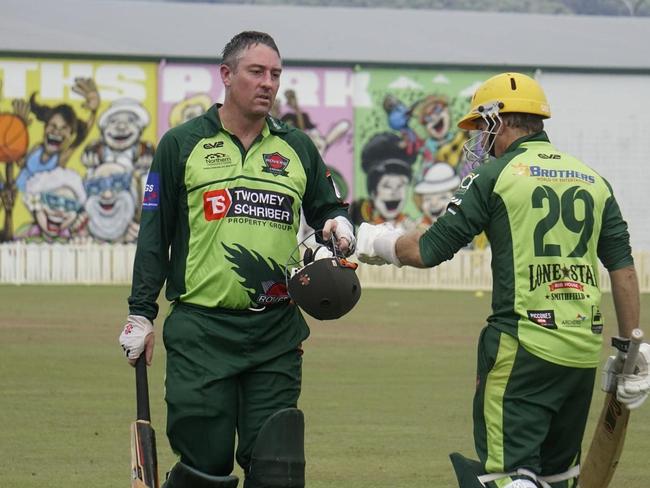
top-left (119, 315), bottom-right (155, 366)
top-left (617, 343), bottom-right (650, 410)
top-left (322, 216), bottom-right (355, 256)
top-left (355, 222), bottom-right (404, 267)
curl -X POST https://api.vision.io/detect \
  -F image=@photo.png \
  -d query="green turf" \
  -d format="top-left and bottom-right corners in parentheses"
top-left (0, 286), bottom-right (648, 487)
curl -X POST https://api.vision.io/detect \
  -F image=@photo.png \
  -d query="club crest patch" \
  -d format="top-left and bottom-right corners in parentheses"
top-left (262, 152), bottom-right (289, 177)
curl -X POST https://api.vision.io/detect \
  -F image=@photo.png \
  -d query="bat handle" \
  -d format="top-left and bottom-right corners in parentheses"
top-left (135, 355), bottom-right (152, 422)
top-left (622, 328), bottom-right (644, 375)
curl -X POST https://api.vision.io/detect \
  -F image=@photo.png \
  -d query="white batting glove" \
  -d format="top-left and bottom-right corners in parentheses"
top-left (616, 343), bottom-right (650, 410)
top-left (323, 216), bottom-right (356, 256)
top-left (601, 354), bottom-right (624, 393)
top-left (333, 216), bottom-right (356, 255)
top-left (356, 222), bottom-right (404, 267)
top-left (118, 315), bottom-right (154, 361)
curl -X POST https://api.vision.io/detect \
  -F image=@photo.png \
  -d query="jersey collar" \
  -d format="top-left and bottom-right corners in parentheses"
top-left (204, 103), bottom-right (289, 136)
top-left (505, 130), bottom-right (550, 154)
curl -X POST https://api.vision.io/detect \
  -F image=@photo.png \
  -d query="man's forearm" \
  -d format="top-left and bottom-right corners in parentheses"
top-left (395, 230), bottom-right (427, 268)
top-left (609, 265), bottom-right (640, 338)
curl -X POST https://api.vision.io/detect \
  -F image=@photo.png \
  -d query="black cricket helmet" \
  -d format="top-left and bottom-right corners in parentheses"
top-left (286, 235), bottom-right (361, 321)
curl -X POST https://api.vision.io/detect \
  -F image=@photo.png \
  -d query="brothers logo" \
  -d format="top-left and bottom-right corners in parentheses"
top-left (527, 310), bottom-right (557, 329)
top-left (262, 152), bottom-right (290, 177)
top-left (203, 186), bottom-right (294, 224)
top-left (529, 165), bottom-right (595, 183)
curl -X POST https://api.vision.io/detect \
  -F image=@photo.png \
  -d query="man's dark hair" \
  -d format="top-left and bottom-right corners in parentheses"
top-left (502, 112), bottom-right (544, 133)
top-left (221, 31), bottom-right (280, 69)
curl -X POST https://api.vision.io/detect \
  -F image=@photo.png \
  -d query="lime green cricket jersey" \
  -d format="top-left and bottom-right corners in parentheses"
top-left (128, 105), bottom-right (348, 320)
top-left (420, 132), bottom-right (633, 367)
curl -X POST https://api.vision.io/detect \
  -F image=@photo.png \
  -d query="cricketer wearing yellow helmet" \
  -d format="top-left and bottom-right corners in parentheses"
top-left (356, 73), bottom-right (650, 488)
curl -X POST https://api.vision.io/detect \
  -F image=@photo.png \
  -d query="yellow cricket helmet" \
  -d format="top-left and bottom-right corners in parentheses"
top-left (457, 73), bottom-right (551, 130)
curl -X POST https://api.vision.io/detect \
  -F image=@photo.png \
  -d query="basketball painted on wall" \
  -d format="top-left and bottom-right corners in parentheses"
top-left (0, 113), bottom-right (29, 163)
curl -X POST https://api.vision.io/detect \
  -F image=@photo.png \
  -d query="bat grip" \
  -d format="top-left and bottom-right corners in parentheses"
top-left (135, 355), bottom-right (152, 422)
top-left (622, 328), bottom-right (644, 375)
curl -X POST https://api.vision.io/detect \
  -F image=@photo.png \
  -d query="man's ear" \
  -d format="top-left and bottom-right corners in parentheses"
top-left (220, 64), bottom-right (232, 88)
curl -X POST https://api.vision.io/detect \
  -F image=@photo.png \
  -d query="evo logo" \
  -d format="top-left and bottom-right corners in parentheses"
top-left (203, 141), bottom-right (224, 149)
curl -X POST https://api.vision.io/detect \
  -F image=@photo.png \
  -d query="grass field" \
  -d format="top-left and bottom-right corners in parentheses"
top-left (1, 285), bottom-right (649, 488)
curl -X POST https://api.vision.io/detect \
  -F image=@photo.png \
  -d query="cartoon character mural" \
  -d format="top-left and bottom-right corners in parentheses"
top-left (0, 80), bottom-right (30, 241)
top-left (353, 69), bottom-right (513, 245)
top-left (81, 98), bottom-right (156, 224)
top-left (350, 131), bottom-right (417, 230)
top-left (169, 93), bottom-right (212, 128)
top-left (0, 58), bottom-right (158, 244)
top-left (18, 167), bottom-right (87, 243)
top-left (413, 162), bottom-right (460, 231)
top-left (13, 78), bottom-right (99, 193)
top-left (84, 162), bottom-right (139, 243)
top-left (411, 95), bottom-right (452, 168)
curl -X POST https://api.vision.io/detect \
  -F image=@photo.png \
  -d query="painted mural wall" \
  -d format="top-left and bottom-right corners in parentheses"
top-left (0, 58), bottom-right (157, 244)
top-left (0, 58), bottom-right (511, 247)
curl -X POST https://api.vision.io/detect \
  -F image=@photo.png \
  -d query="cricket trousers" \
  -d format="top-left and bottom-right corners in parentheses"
top-left (163, 302), bottom-right (306, 478)
top-left (473, 326), bottom-right (596, 488)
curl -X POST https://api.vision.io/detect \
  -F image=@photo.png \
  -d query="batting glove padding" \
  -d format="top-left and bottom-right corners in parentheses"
top-left (119, 315), bottom-right (154, 360)
top-left (356, 222), bottom-right (405, 267)
top-left (616, 343), bottom-right (650, 410)
top-left (601, 354), bottom-right (625, 393)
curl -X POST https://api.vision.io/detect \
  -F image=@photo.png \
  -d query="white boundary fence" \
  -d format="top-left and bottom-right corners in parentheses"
top-left (0, 242), bottom-right (137, 285)
top-left (1, 242), bottom-right (649, 293)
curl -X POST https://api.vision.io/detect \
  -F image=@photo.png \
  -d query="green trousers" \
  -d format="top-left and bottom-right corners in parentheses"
top-left (474, 326), bottom-right (595, 488)
top-left (163, 302), bottom-right (307, 476)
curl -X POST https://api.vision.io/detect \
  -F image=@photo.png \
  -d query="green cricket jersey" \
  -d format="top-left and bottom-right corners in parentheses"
top-left (128, 105), bottom-right (348, 320)
top-left (420, 132), bottom-right (633, 367)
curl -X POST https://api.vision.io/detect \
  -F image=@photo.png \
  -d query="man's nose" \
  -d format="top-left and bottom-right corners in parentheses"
top-left (260, 72), bottom-right (273, 87)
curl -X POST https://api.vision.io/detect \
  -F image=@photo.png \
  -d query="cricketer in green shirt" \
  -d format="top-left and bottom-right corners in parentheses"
top-left (420, 131), bottom-right (633, 368)
top-left (125, 104), bottom-right (352, 481)
top-left (128, 104), bottom-right (349, 321)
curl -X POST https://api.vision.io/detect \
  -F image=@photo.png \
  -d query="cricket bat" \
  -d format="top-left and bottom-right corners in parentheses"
top-left (580, 328), bottom-right (644, 488)
top-left (130, 355), bottom-right (160, 488)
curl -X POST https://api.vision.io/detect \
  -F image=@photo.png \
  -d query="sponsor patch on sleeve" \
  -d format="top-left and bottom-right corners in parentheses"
top-left (142, 172), bottom-right (160, 210)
